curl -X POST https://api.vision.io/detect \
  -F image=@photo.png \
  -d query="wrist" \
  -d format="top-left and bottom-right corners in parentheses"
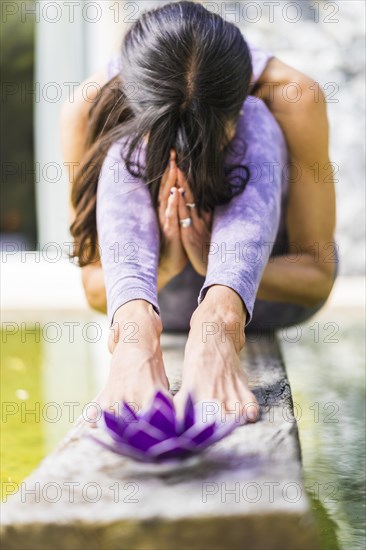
top-left (191, 285), bottom-right (247, 351)
top-left (109, 300), bottom-right (162, 353)
top-left (204, 285), bottom-right (247, 322)
top-left (113, 299), bottom-right (158, 321)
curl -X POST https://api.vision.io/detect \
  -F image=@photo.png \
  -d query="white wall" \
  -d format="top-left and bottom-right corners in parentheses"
top-left (34, 0), bottom-right (128, 249)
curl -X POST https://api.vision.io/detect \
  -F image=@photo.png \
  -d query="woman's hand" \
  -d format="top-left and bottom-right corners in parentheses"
top-left (175, 285), bottom-right (259, 423)
top-left (87, 300), bottom-right (169, 427)
top-left (176, 168), bottom-right (212, 276)
top-left (158, 150), bottom-right (188, 287)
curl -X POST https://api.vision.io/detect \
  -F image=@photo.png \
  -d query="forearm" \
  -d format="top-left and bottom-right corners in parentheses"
top-left (97, 139), bottom-right (160, 326)
top-left (190, 285), bottom-right (247, 353)
top-left (257, 253), bottom-right (335, 307)
top-left (199, 99), bottom-right (284, 327)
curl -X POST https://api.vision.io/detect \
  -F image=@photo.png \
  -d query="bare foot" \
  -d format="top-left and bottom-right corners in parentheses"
top-left (86, 300), bottom-right (170, 426)
top-left (175, 286), bottom-right (259, 423)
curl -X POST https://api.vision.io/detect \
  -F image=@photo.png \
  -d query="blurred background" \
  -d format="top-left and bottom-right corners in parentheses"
top-left (1, 1), bottom-right (365, 549)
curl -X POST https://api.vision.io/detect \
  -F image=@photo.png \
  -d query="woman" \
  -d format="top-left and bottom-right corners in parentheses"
top-left (61, 1), bottom-right (338, 421)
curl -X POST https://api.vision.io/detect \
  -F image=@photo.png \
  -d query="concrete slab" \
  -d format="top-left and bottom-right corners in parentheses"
top-left (1, 333), bottom-right (319, 550)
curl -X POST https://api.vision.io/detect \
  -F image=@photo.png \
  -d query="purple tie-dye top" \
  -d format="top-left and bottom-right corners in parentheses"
top-left (97, 43), bottom-right (289, 329)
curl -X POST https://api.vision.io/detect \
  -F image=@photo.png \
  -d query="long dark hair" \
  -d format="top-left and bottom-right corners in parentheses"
top-left (71, 0), bottom-right (253, 266)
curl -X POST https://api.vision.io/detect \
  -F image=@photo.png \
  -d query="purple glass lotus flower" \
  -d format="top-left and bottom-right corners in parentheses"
top-left (91, 391), bottom-right (239, 462)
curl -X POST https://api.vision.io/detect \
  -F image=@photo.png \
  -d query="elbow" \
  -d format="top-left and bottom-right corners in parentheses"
top-left (305, 268), bottom-right (336, 309)
top-left (298, 77), bottom-right (328, 116)
top-left (84, 288), bottom-right (106, 314)
top-left (81, 267), bottom-right (107, 314)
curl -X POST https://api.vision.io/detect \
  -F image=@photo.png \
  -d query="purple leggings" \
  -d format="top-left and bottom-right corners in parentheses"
top-left (96, 97), bottom-right (339, 333)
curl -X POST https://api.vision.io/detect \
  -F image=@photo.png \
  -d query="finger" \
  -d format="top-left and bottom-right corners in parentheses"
top-left (159, 163), bottom-right (170, 194)
top-left (173, 389), bottom-right (190, 419)
top-left (176, 170), bottom-right (211, 228)
top-left (159, 150), bottom-right (177, 222)
top-left (176, 167), bottom-right (195, 205)
top-left (238, 385), bottom-right (260, 423)
top-left (158, 167), bottom-right (170, 206)
top-left (176, 169), bottom-right (201, 225)
top-left (84, 400), bottom-right (102, 429)
top-left (244, 394), bottom-right (260, 423)
top-left (164, 187), bottom-right (180, 234)
top-left (160, 149), bottom-right (177, 202)
top-left (178, 188), bottom-right (193, 230)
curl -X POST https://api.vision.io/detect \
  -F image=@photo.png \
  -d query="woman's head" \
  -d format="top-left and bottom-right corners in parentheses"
top-left (121, 0), bottom-right (252, 143)
top-left (71, 0), bottom-right (253, 265)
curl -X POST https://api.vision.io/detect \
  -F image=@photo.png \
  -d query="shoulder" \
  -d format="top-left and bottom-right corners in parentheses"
top-left (225, 97), bottom-right (287, 165)
top-left (240, 97), bottom-right (284, 140)
top-left (101, 136), bottom-right (128, 169)
top-left (101, 135), bottom-right (145, 179)
top-left (98, 138), bottom-right (131, 197)
top-left (60, 69), bottom-right (109, 129)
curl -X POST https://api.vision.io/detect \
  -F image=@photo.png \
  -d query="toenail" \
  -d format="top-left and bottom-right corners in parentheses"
top-left (247, 406), bottom-right (259, 421)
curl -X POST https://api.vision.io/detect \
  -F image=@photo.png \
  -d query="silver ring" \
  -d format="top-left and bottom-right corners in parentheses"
top-left (179, 217), bottom-right (192, 228)
top-left (186, 202), bottom-right (196, 209)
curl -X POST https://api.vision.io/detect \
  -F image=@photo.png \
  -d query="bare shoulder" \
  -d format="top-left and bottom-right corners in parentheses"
top-left (257, 57), bottom-right (316, 89)
top-left (60, 68), bottom-right (110, 164)
top-left (60, 68), bottom-right (109, 123)
top-left (255, 57), bottom-right (326, 112)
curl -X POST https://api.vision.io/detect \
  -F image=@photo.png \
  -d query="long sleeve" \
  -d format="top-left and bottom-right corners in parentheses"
top-left (197, 99), bottom-right (288, 327)
top-left (96, 139), bottom-right (160, 326)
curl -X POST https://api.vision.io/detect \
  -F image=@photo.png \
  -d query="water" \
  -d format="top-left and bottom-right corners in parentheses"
top-left (1, 333), bottom-right (45, 488)
top-left (1, 315), bottom-right (106, 495)
top-left (278, 308), bottom-right (365, 550)
top-left (1, 308), bottom-right (365, 548)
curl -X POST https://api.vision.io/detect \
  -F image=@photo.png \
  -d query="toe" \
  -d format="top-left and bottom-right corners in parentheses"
top-left (245, 393), bottom-right (260, 422)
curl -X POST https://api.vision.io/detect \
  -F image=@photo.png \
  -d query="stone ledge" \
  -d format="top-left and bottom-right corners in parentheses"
top-left (1, 333), bottom-right (319, 550)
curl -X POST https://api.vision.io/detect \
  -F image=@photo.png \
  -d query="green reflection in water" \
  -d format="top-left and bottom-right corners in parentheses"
top-left (1, 328), bottom-right (45, 497)
top-left (1, 320), bottom-right (98, 500)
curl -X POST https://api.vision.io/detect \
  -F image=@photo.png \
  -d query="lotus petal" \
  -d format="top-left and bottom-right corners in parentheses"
top-left (121, 401), bottom-right (139, 422)
top-left (123, 416), bottom-right (168, 445)
top-left (103, 410), bottom-right (130, 437)
top-left (143, 392), bottom-right (176, 437)
top-left (92, 391), bottom-right (240, 462)
top-left (146, 434), bottom-right (195, 458)
top-left (182, 392), bottom-right (195, 432)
